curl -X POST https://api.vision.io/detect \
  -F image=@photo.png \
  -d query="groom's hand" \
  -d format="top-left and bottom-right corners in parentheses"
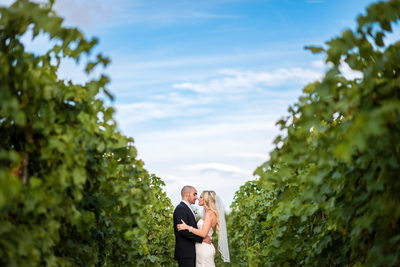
top-left (203, 236), bottom-right (212, 244)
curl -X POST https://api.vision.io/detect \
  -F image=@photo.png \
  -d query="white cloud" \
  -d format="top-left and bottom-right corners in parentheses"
top-left (109, 49), bottom-right (297, 71)
top-left (311, 59), bottom-right (363, 80)
top-left (172, 68), bottom-right (323, 93)
top-left (104, 50), bottom-right (303, 96)
top-left (231, 152), bottom-right (267, 160)
top-left (191, 12), bottom-right (239, 19)
top-left (45, 0), bottom-right (241, 30)
top-left (0, 0), bottom-right (14, 6)
top-left (54, 0), bottom-right (111, 28)
top-left (339, 62), bottom-right (363, 80)
top-left (0, 0), bottom-right (116, 31)
top-left (180, 162), bottom-right (248, 176)
top-left (126, 113), bottom-right (282, 207)
top-left (115, 93), bottom-right (215, 124)
top-left (311, 60), bottom-right (327, 68)
top-left (112, 64), bottom-right (309, 207)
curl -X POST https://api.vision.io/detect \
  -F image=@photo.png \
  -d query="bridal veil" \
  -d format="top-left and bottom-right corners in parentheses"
top-left (216, 194), bottom-right (230, 262)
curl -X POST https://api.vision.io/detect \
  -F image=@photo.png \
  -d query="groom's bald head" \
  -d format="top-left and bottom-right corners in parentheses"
top-left (181, 185), bottom-right (195, 198)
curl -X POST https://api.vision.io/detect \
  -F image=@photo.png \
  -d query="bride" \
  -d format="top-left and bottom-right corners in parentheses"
top-left (177, 191), bottom-right (230, 266)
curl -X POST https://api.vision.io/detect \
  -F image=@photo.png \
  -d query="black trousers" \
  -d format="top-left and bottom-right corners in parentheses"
top-left (177, 258), bottom-right (195, 267)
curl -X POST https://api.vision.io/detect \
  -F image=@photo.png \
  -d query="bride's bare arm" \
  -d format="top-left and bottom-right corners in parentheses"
top-left (177, 211), bottom-right (214, 238)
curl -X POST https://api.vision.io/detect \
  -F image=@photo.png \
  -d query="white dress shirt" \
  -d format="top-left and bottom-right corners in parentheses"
top-left (182, 200), bottom-right (196, 221)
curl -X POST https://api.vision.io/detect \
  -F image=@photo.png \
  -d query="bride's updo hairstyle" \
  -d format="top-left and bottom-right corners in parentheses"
top-left (202, 190), bottom-right (220, 234)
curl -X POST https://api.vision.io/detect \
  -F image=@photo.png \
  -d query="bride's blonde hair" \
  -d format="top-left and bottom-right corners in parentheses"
top-left (202, 190), bottom-right (220, 234)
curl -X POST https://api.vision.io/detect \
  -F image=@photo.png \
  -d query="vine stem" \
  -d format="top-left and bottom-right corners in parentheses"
top-left (22, 152), bottom-right (29, 186)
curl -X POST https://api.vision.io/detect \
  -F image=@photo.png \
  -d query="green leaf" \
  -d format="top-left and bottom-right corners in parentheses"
top-left (305, 45), bottom-right (324, 54)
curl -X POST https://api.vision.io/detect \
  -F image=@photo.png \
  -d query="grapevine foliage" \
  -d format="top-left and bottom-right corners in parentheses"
top-left (0, 1), bottom-right (174, 266)
top-left (229, 0), bottom-right (400, 266)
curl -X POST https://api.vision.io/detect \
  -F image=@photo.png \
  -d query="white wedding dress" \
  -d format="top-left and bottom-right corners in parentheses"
top-left (195, 219), bottom-right (215, 267)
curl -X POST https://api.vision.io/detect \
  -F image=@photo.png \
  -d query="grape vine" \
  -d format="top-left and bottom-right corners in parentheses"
top-left (0, 1), bottom-right (175, 266)
top-left (229, 0), bottom-right (400, 266)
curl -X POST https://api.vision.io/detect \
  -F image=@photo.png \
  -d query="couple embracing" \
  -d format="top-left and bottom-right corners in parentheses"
top-left (173, 186), bottom-right (230, 267)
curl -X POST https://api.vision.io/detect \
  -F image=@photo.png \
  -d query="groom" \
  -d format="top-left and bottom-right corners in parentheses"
top-left (173, 185), bottom-right (211, 267)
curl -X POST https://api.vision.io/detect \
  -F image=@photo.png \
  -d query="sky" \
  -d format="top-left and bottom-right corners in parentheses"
top-left (2, 0), bottom-right (382, 209)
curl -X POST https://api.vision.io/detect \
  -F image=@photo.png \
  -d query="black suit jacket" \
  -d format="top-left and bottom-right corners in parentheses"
top-left (173, 202), bottom-right (203, 260)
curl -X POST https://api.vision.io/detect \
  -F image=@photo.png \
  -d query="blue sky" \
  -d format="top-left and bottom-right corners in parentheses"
top-left (3, 0), bottom-right (380, 208)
